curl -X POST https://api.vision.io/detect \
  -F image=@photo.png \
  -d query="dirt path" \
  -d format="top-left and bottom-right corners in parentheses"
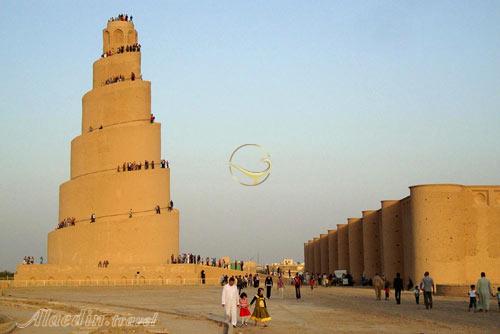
top-left (1, 285), bottom-right (498, 333)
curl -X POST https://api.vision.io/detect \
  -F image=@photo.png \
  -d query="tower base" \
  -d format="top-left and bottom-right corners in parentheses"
top-left (13, 263), bottom-right (256, 287)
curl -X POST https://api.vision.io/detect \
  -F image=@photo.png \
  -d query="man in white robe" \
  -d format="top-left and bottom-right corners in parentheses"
top-left (221, 276), bottom-right (239, 327)
top-left (477, 272), bottom-right (494, 312)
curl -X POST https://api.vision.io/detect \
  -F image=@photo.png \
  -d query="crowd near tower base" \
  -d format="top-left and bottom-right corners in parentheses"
top-left (14, 16), bottom-right (255, 286)
top-left (304, 184), bottom-right (500, 295)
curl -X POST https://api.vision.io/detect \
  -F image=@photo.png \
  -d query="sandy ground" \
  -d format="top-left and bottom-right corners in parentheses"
top-left (0, 285), bottom-right (499, 333)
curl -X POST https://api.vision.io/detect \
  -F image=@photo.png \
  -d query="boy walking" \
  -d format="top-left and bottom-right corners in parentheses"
top-left (468, 284), bottom-right (477, 312)
top-left (414, 286), bottom-right (420, 305)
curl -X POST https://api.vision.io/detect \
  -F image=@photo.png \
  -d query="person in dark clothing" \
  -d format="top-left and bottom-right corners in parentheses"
top-left (393, 272), bottom-right (404, 304)
top-left (237, 275), bottom-right (243, 294)
top-left (201, 270), bottom-right (206, 284)
top-left (293, 273), bottom-right (302, 300)
top-left (265, 275), bottom-right (273, 299)
top-left (253, 274), bottom-right (260, 288)
top-left (407, 278), bottom-right (414, 291)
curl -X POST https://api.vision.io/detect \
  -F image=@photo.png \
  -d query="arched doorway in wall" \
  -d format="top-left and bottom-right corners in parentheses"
top-left (66, 276), bottom-right (73, 287)
top-left (104, 30), bottom-right (110, 50)
top-left (121, 276), bottom-right (127, 286)
top-left (102, 276), bottom-right (110, 286)
top-left (85, 276), bottom-right (91, 286)
top-left (47, 276), bottom-right (55, 287)
top-left (113, 29), bottom-right (124, 45)
top-left (127, 30), bottom-right (135, 44)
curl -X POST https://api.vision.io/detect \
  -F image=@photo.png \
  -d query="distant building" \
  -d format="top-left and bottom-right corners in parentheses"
top-left (267, 259), bottom-right (304, 276)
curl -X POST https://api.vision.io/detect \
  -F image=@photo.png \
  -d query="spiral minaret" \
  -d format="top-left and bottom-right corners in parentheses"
top-left (47, 18), bottom-right (179, 266)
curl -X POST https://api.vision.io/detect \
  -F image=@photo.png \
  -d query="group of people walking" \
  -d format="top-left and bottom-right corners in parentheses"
top-left (222, 272), bottom-right (304, 306)
top-left (219, 272), bottom-right (308, 328)
top-left (97, 260), bottom-right (110, 268)
top-left (171, 254), bottom-right (244, 271)
top-left (108, 14), bottom-right (132, 22)
top-left (22, 256), bottom-right (39, 265)
top-left (221, 276), bottom-right (271, 328)
top-left (89, 112), bottom-right (154, 134)
top-left (57, 217), bottom-right (76, 229)
top-left (104, 73), bottom-right (137, 86)
top-left (101, 43), bottom-right (141, 58)
top-left (304, 269), bottom-right (499, 313)
top-left (308, 272), bottom-right (351, 287)
top-left (57, 202), bottom-right (173, 230)
top-left (104, 74), bottom-right (125, 85)
top-left (371, 272), bottom-right (408, 304)
top-left (117, 159), bottom-right (169, 172)
top-left (371, 271), bottom-right (499, 312)
top-left (372, 271), bottom-right (435, 309)
top-left (468, 272), bottom-right (498, 313)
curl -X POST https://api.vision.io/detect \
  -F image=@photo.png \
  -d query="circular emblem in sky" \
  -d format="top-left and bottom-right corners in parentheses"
top-left (229, 144), bottom-right (271, 186)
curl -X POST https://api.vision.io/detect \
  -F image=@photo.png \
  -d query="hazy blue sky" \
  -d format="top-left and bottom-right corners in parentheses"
top-left (1, 1), bottom-right (499, 271)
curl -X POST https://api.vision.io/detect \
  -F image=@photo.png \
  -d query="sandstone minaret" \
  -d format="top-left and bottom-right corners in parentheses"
top-left (47, 17), bottom-right (179, 267)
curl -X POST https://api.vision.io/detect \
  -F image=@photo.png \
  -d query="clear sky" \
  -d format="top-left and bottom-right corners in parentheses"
top-left (1, 1), bottom-right (499, 271)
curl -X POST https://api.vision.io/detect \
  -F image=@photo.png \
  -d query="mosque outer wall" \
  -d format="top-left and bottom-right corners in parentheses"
top-left (313, 238), bottom-right (321, 274)
top-left (304, 241), bottom-right (313, 273)
top-left (336, 224), bottom-right (350, 271)
top-left (319, 234), bottom-right (329, 274)
top-left (305, 184), bottom-right (500, 291)
top-left (347, 218), bottom-right (364, 283)
top-left (362, 210), bottom-right (381, 279)
top-left (306, 240), bottom-right (314, 273)
top-left (327, 230), bottom-right (338, 274)
top-left (308, 239), bottom-right (314, 273)
top-left (407, 184), bottom-right (500, 286)
top-left (303, 243), bottom-right (308, 272)
top-left (380, 200), bottom-right (404, 281)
